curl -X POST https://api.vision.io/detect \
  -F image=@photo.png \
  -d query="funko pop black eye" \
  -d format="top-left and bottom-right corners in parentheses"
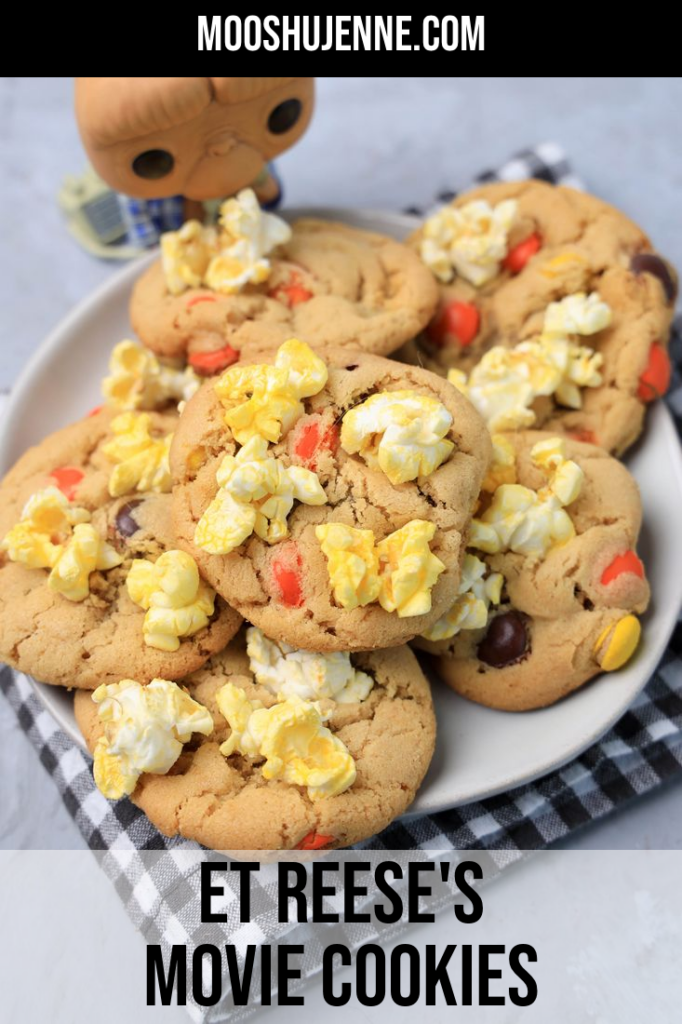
top-left (132, 149), bottom-right (175, 179)
top-left (268, 99), bottom-right (302, 135)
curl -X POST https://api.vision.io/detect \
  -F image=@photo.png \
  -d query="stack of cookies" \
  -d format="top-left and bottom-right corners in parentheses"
top-left (0, 182), bottom-right (675, 850)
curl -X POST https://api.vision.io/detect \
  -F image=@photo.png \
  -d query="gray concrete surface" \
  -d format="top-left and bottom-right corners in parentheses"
top-left (1, 76), bottom-right (682, 850)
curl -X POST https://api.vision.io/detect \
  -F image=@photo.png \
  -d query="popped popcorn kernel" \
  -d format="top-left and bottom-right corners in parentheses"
top-left (102, 340), bottom-right (199, 411)
top-left (469, 437), bottom-right (584, 558)
top-left (126, 550), bottom-right (216, 652)
top-left (315, 523), bottom-right (381, 610)
top-left (102, 412), bottom-right (173, 497)
top-left (216, 684), bottom-right (356, 800)
top-left (341, 390), bottom-right (454, 484)
top-left (195, 436), bottom-right (326, 555)
top-left (48, 523), bottom-right (123, 602)
top-left (376, 520), bottom-right (446, 618)
top-left (92, 678), bottom-right (214, 799)
top-left (215, 339), bottom-right (328, 445)
top-left (420, 198), bottom-right (518, 286)
top-left (481, 435), bottom-right (517, 494)
top-left (422, 553), bottom-right (504, 641)
top-left (1, 487), bottom-right (90, 570)
top-left (161, 188), bottom-right (291, 296)
top-left (246, 625), bottom-right (373, 703)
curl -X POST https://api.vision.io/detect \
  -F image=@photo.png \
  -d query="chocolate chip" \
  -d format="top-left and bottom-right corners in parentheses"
top-left (115, 499), bottom-right (143, 537)
top-left (477, 611), bottom-right (529, 668)
top-left (345, 364), bottom-right (359, 371)
top-left (630, 253), bottom-right (678, 304)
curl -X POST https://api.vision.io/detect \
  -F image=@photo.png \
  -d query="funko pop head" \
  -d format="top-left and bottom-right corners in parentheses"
top-left (75, 77), bottom-right (315, 201)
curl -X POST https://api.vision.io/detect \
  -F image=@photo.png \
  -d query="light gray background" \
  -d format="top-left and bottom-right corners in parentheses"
top-left (2, 76), bottom-right (682, 850)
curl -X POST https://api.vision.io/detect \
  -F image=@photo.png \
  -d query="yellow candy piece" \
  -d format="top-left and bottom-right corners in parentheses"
top-left (422, 553), bottom-right (504, 642)
top-left (102, 339), bottom-right (199, 411)
top-left (540, 251), bottom-right (589, 278)
top-left (160, 189), bottom-right (291, 296)
top-left (217, 684), bottom-right (356, 801)
top-left (215, 339), bottom-right (328, 445)
top-left (48, 523), bottom-right (123, 602)
top-left (377, 520), bottom-right (446, 617)
top-left (594, 615), bottom-right (641, 672)
top-left (92, 678), bottom-right (214, 799)
top-left (420, 198), bottom-right (518, 286)
top-left (0, 487), bottom-right (90, 570)
top-left (195, 435), bottom-right (327, 555)
top-left (126, 550), bottom-right (216, 652)
top-left (102, 412), bottom-right (173, 497)
top-left (315, 523), bottom-right (381, 610)
top-left (341, 390), bottom-right (454, 484)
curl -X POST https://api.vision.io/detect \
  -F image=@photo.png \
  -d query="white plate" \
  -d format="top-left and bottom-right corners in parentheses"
top-left (2, 208), bottom-right (681, 816)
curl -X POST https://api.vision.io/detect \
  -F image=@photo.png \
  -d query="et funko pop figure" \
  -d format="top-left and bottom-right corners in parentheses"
top-left (73, 76), bottom-right (315, 249)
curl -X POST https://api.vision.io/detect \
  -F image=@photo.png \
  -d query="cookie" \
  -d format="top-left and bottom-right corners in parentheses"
top-left (74, 630), bottom-right (436, 850)
top-left (170, 341), bottom-right (491, 652)
top-left (130, 218), bottom-right (438, 368)
top-left (414, 431), bottom-right (650, 711)
top-left (0, 409), bottom-right (241, 689)
top-left (403, 180), bottom-right (677, 455)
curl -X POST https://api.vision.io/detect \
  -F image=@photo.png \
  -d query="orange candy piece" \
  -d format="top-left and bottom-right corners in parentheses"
top-left (293, 421), bottom-right (339, 470)
top-left (503, 233), bottom-right (542, 274)
top-left (569, 429), bottom-right (597, 445)
top-left (601, 550), bottom-right (644, 587)
top-left (295, 831), bottom-right (334, 851)
top-left (637, 343), bottom-right (671, 403)
top-left (428, 300), bottom-right (480, 348)
top-left (271, 543), bottom-right (304, 607)
top-left (189, 344), bottom-right (240, 376)
top-left (49, 466), bottom-right (84, 501)
top-left (269, 273), bottom-right (313, 308)
top-left (185, 294), bottom-right (217, 308)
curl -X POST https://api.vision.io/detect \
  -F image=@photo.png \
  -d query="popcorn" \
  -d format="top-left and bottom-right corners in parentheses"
top-left (102, 412), bottom-right (173, 497)
top-left (340, 390), bottom-right (454, 484)
top-left (92, 678), bottom-right (214, 799)
top-left (102, 340), bottom-right (200, 411)
top-left (48, 523), bottom-right (123, 602)
top-left (215, 339), bottom-right (328, 445)
top-left (126, 550), bottom-right (216, 652)
top-left (481, 435), bottom-right (517, 494)
top-left (246, 625), bottom-right (374, 703)
top-left (316, 519), bottom-right (445, 618)
top-left (1, 487), bottom-right (90, 569)
top-left (161, 188), bottom-right (291, 296)
top-left (448, 292), bottom-right (609, 432)
top-left (194, 436), bottom-right (326, 555)
top-left (216, 684), bottom-right (356, 800)
top-left (469, 437), bottom-right (584, 558)
top-left (376, 520), bottom-right (446, 617)
top-left (315, 523), bottom-right (381, 610)
top-left (420, 198), bottom-right (518, 286)
top-left (422, 553), bottom-right (504, 641)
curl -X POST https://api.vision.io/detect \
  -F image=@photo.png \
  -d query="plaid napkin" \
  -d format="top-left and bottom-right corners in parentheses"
top-left (2, 142), bottom-right (682, 1020)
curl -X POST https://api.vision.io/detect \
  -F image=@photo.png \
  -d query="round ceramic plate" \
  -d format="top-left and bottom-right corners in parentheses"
top-left (1, 208), bottom-right (681, 816)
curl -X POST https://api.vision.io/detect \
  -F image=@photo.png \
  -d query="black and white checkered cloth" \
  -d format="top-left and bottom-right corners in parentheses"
top-left (2, 142), bottom-right (682, 1021)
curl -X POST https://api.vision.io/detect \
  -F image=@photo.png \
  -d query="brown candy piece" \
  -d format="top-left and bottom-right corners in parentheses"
top-left (630, 253), bottom-right (678, 304)
top-left (115, 499), bottom-right (143, 537)
top-left (478, 611), bottom-right (529, 668)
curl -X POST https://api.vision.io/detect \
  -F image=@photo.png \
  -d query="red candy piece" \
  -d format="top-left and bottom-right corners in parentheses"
top-left (637, 343), bottom-right (671, 403)
top-left (189, 344), bottom-right (240, 376)
top-left (295, 831), bottom-right (334, 851)
top-left (269, 273), bottom-right (313, 308)
top-left (185, 294), bottom-right (217, 308)
top-left (293, 421), bottom-right (339, 470)
top-left (428, 301), bottom-right (480, 348)
top-left (271, 544), bottom-right (303, 607)
top-left (86, 405), bottom-right (103, 418)
top-left (569, 429), bottom-right (597, 445)
top-left (49, 466), bottom-right (84, 501)
top-left (601, 551), bottom-right (644, 586)
top-left (503, 233), bottom-right (542, 274)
